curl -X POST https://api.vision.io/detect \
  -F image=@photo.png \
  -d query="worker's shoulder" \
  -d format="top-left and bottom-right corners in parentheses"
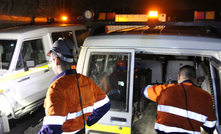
top-left (77, 73), bottom-right (97, 84)
top-left (192, 85), bottom-right (213, 99)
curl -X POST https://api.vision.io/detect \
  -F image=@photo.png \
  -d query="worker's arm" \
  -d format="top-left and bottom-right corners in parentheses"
top-left (201, 95), bottom-right (217, 134)
top-left (141, 84), bottom-right (165, 102)
top-left (38, 85), bottom-right (67, 134)
top-left (141, 85), bottom-right (153, 99)
top-left (87, 81), bottom-right (111, 126)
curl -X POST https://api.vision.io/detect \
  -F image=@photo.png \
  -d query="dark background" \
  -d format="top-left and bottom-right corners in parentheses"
top-left (0, 0), bottom-right (221, 29)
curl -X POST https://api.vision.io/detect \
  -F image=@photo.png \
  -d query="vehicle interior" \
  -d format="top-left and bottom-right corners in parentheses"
top-left (86, 51), bottom-right (216, 133)
top-left (132, 52), bottom-right (214, 133)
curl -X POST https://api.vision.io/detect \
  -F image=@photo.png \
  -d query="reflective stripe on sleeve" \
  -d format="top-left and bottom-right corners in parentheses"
top-left (143, 85), bottom-right (153, 99)
top-left (62, 129), bottom-right (80, 134)
top-left (158, 105), bottom-right (207, 123)
top-left (94, 95), bottom-right (110, 109)
top-left (43, 115), bottom-right (66, 125)
top-left (155, 123), bottom-right (200, 134)
top-left (67, 106), bottom-right (93, 120)
top-left (203, 120), bottom-right (217, 128)
top-left (66, 96), bottom-right (110, 120)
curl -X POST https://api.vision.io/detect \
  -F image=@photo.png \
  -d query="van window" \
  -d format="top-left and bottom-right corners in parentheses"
top-left (0, 40), bottom-right (16, 69)
top-left (16, 39), bottom-right (46, 70)
top-left (52, 31), bottom-right (75, 43)
top-left (75, 30), bottom-right (89, 47)
top-left (88, 53), bottom-right (129, 112)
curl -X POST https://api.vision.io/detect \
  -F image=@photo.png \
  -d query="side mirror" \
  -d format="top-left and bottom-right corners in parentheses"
top-left (24, 60), bottom-right (36, 71)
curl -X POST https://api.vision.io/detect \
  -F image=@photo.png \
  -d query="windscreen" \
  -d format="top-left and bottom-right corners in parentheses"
top-left (0, 40), bottom-right (17, 70)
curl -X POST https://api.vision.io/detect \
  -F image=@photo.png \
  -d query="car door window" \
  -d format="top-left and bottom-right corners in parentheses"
top-left (88, 53), bottom-right (129, 112)
top-left (0, 40), bottom-right (16, 69)
top-left (75, 30), bottom-right (89, 47)
top-left (51, 31), bottom-right (75, 43)
top-left (16, 39), bottom-right (46, 70)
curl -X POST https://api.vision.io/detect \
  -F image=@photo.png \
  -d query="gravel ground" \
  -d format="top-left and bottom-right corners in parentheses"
top-left (4, 106), bottom-right (44, 134)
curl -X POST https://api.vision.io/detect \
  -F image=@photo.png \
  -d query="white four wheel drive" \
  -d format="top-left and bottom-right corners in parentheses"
top-left (0, 23), bottom-right (89, 133)
top-left (77, 22), bottom-right (221, 134)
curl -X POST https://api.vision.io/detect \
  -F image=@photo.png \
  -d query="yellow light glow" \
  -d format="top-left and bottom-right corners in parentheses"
top-left (148, 11), bottom-right (158, 18)
top-left (115, 14), bottom-right (148, 22)
top-left (0, 15), bottom-right (47, 22)
top-left (62, 16), bottom-right (67, 21)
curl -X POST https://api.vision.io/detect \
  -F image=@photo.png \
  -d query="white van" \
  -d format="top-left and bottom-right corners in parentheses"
top-left (0, 23), bottom-right (89, 132)
top-left (77, 22), bottom-right (221, 134)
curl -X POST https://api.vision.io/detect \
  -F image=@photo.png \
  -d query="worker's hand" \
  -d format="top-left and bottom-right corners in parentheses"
top-left (200, 127), bottom-right (210, 134)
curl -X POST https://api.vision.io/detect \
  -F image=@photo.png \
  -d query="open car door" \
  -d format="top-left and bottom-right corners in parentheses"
top-left (209, 56), bottom-right (221, 133)
top-left (83, 48), bottom-right (135, 134)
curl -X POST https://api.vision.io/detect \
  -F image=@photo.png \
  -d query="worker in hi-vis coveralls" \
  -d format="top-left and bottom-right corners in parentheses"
top-left (142, 65), bottom-right (217, 134)
top-left (38, 38), bottom-right (111, 134)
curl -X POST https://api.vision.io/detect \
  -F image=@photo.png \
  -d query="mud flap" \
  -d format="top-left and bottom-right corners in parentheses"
top-left (0, 111), bottom-right (10, 133)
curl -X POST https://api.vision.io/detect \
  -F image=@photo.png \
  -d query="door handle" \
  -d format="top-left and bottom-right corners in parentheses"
top-left (111, 117), bottom-right (127, 122)
top-left (44, 69), bottom-right (49, 73)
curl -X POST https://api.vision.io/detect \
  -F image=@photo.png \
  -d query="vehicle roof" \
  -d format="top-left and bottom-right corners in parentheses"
top-left (83, 34), bottom-right (221, 51)
top-left (0, 23), bottom-right (86, 39)
top-left (84, 21), bottom-right (221, 51)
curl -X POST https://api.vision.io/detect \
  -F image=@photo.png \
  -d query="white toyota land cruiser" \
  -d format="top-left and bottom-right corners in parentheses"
top-left (77, 12), bottom-right (221, 134)
top-left (0, 23), bottom-right (89, 133)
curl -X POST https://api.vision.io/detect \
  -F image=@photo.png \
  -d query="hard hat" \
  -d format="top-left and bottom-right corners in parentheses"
top-left (117, 60), bottom-right (127, 70)
top-left (47, 38), bottom-right (76, 63)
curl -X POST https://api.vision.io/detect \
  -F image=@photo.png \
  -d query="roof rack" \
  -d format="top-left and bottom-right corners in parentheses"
top-left (86, 21), bottom-right (221, 37)
top-left (86, 21), bottom-right (221, 27)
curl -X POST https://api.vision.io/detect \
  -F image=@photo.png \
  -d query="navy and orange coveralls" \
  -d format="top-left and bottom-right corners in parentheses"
top-left (141, 80), bottom-right (217, 134)
top-left (38, 69), bottom-right (111, 134)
